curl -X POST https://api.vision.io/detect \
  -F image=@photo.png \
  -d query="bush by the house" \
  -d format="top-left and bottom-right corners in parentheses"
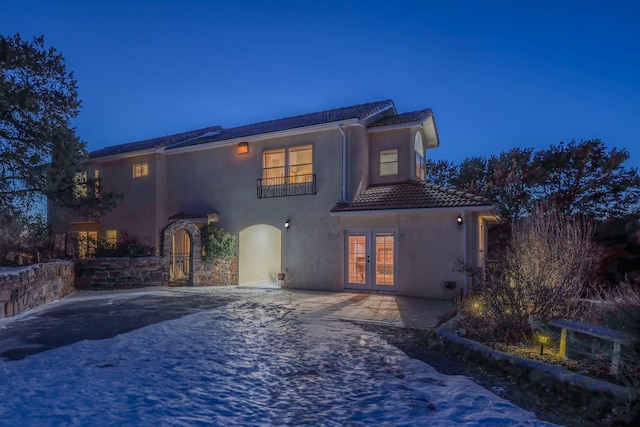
top-left (200, 224), bottom-right (236, 262)
top-left (73, 233), bottom-right (154, 258)
top-left (462, 205), bottom-right (601, 342)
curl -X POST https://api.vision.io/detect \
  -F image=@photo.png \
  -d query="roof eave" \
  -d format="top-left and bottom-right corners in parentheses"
top-left (87, 147), bottom-right (158, 162)
top-left (165, 118), bottom-right (362, 155)
top-left (366, 120), bottom-right (424, 133)
top-left (330, 205), bottom-right (496, 217)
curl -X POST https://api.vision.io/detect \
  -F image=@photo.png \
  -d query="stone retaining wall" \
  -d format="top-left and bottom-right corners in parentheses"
top-left (194, 256), bottom-right (238, 286)
top-left (75, 257), bottom-right (169, 290)
top-left (0, 261), bottom-right (75, 318)
top-left (436, 320), bottom-right (638, 418)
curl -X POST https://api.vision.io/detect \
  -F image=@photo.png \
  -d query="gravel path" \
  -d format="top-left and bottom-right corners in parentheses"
top-left (356, 322), bottom-right (630, 427)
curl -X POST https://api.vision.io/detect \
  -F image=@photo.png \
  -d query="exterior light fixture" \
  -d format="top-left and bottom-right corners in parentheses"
top-left (237, 142), bottom-right (249, 154)
top-left (457, 215), bottom-right (463, 230)
top-left (536, 333), bottom-right (550, 355)
top-left (285, 219), bottom-right (290, 231)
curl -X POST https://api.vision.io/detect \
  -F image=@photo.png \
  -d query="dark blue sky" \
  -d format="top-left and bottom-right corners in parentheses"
top-left (3, 0), bottom-right (639, 169)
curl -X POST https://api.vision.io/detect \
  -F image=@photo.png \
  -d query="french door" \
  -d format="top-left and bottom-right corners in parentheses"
top-left (344, 230), bottom-right (396, 291)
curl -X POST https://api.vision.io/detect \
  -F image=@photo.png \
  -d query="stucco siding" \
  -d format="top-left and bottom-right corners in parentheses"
top-left (335, 211), bottom-right (468, 298)
top-left (93, 153), bottom-right (159, 249)
top-left (368, 128), bottom-right (412, 185)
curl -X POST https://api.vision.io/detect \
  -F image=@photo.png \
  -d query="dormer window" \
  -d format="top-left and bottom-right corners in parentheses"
top-left (415, 132), bottom-right (425, 180)
top-left (379, 149), bottom-right (398, 176)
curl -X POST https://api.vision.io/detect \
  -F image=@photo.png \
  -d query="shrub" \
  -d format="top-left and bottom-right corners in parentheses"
top-left (464, 204), bottom-right (601, 342)
top-left (94, 233), bottom-right (154, 257)
top-left (201, 224), bottom-right (236, 262)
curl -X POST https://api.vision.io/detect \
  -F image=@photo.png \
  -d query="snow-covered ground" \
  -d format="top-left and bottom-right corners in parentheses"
top-left (0, 291), bottom-right (557, 426)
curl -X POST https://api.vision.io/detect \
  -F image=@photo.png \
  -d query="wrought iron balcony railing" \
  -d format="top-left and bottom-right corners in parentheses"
top-left (257, 174), bottom-right (316, 198)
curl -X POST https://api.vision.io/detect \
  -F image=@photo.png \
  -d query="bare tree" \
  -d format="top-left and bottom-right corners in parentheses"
top-left (471, 204), bottom-right (600, 341)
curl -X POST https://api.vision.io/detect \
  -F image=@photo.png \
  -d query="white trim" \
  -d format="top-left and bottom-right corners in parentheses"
top-left (330, 205), bottom-right (495, 217)
top-left (164, 119), bottom-right (361, 155)
top-left (87, 148), bottom-right (156, 163)
top-left (366, 121), bottom-right (423, 133)
top-left (343, 228), bottom-right (398, 292)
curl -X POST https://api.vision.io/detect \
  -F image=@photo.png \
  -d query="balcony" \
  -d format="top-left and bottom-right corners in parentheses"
top-left (257, 174), bottom-right (316, 198)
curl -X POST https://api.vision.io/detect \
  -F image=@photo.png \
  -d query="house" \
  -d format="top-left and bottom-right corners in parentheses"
top-left (49, 100), bottom-right (496, 298)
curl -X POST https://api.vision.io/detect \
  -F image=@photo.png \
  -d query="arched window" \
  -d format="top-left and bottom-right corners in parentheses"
top-left (414, 132), bottom-right (425, 180)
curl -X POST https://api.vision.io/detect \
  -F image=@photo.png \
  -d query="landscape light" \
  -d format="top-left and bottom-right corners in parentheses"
top-left (536, 333), bottom-right (550, 355)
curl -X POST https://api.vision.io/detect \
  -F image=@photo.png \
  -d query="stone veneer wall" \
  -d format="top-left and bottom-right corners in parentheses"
top-left (75, 257), bottom-right (169, 290)
top-left (194, 256), bottom-right (238, 286)
top-left (0, 261), bottom-right (75, 318)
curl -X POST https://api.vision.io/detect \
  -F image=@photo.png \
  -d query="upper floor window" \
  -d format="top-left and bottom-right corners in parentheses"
top-left (289, 145), bottom-right (313, 182)
top-left (259, 145), bottom-right (315, 198)
top-left (379, 149), bottom-right (398, 176)
top-left (133, 163), bottom-right (149, 178)
top-left (263, 149), bottom-right (285, 184)
top-left (73, 172), bottom-right (87, 198)
top-left (415, 132), bottom-right (425, 180)
top-left (94, 169), bottom-right (101, 197)
top-left (262, 145), bottom-right (313, 184)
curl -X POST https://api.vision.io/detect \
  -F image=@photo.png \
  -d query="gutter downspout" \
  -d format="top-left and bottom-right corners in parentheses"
top-left (338, 125), bottom-right (349, 203)
top-left (461, 210), bottom-right (468, 296)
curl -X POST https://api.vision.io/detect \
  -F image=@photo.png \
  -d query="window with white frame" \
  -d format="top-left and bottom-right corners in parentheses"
top-left (379, 149), bottom-right (398, 176)
top-left (133, 163), bottom-right (149, 178)
top-left (415, 132), bottom-right (425, 180)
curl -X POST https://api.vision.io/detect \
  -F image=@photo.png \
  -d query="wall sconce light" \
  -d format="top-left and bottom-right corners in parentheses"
top-left (457, 215), bottom-right (463, 230)
top-left (284, 219), bottom-right (290, 231)
top-left (237, 142), bottom-right (249, 154)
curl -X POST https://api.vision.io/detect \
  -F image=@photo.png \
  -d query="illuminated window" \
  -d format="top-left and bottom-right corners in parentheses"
top-left (73, 230), bottom-right (98, 258)
top-left (263, 149), bottom-right (285, 185)
top-left (289, 145), bottom-right (313, 182)
top-left (73, 172), bottom-right (88, 198)
top-left (94, 170), bottom-right (101, 197)
top-left (379, 149), bottom-right (398, 176)
top-left (263, 145), bottom-right (313, 184)
top-left (105, 229), bottom-right (118, 248)
top-left (133, 163), bottom-right (149, 178)
top-left (415, 132), bottom-right (425, 180)
top-left (375, 233), bottom-right (394, 285)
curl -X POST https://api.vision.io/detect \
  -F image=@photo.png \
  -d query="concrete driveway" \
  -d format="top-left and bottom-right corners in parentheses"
top-left (0, 286), bottom-right (454, 361)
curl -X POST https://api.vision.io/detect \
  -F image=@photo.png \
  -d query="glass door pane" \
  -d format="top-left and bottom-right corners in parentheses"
top-left (375, 233), bottom-right (394, 286)
top-left (347, 234), bottom-right (367, 285)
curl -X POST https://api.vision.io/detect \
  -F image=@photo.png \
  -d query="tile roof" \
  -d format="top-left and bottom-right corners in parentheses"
top-left (331, 180), bottom-right (494, 213)
top-left (167, 100), bottom-right (396, 150)
top-left (169, 212), bottom-right (219, 222)
top-left (89, 125), bottom-right (223, 159)
top-left (367, 108), bottom-right (434, 128)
